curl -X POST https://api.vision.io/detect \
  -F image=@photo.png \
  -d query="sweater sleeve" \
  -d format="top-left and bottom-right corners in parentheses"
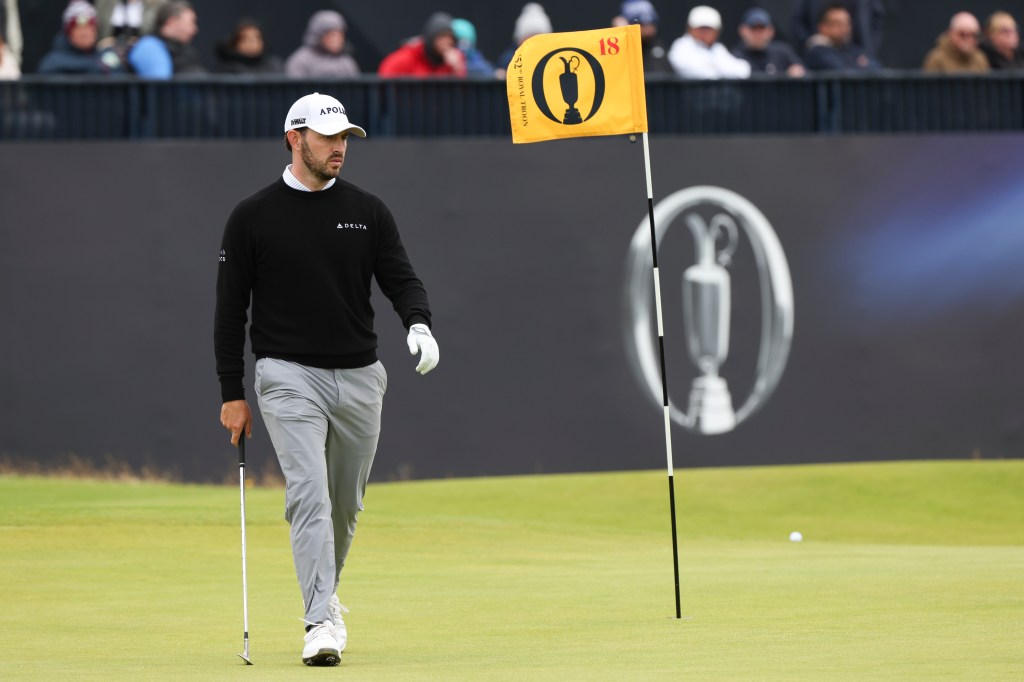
top-left (214, 202), bottom-right (255, 402)
top-left (128, 36), bottom-right (173, 79)
top-left (712, 44), bottom-right (752, 78)
top-left (372, 201), bottom-right (432, 329)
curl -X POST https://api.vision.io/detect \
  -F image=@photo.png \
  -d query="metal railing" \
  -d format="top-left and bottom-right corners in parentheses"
top-left (2, 72), bottom-right (1023, 140)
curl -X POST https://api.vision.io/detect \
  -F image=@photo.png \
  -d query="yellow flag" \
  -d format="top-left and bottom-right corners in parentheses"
top-left (506, 24), bottom-right (648, 144)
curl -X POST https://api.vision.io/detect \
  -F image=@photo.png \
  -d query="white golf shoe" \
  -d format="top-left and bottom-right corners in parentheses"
top-left (328, 595), bottom-right (349, 652)
top-left (302, 621), bottom-right (341, 666)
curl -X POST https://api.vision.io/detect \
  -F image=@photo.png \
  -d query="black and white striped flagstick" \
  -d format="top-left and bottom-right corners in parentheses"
top-left (640, 131), bottom-right (681, 619)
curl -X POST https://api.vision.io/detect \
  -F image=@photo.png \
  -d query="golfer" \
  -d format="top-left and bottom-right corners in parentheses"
top-left (214, 92), bottom-right (439, 666)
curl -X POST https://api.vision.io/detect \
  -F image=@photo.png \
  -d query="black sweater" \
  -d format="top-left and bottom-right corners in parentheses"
top-left (215, 177), bottom-right (431, 402)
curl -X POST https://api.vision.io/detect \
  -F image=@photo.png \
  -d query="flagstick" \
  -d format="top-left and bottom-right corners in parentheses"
top-left (640, 131), bottom-right (682, 619)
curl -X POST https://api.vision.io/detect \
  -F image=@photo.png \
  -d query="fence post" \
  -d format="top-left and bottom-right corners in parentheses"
top-left (816, 77), bottom-right (843, 134)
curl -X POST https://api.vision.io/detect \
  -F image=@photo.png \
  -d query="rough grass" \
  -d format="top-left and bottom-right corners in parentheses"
top-left (0, 460), bottom-right (1021, 680)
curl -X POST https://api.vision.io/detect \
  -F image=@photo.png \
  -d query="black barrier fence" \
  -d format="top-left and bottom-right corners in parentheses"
top-left (3, 73), bottom-right (1024, 140)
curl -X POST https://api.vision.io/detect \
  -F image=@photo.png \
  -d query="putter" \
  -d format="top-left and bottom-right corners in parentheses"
top-left (237, 433), bottom-right (253, 665)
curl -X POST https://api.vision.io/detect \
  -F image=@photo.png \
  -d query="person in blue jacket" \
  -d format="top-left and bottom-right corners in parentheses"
top-left (451, 18), bottom-right (494, 78)
top-left (128, 0), bottom-right (204, 78)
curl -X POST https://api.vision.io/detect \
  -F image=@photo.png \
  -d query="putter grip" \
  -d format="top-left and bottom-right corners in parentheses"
top-left (238, 433), bottom-right (246, 467)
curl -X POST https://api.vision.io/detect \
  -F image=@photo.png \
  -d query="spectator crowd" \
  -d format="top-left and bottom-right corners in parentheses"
top-left (1, 1), bottom-right (1023, 81)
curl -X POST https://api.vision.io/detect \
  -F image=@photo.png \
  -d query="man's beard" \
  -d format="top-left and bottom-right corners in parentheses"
top-left (300, 140), bottom-right (343, 182)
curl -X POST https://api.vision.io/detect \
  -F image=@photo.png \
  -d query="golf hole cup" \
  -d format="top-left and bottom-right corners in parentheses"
top-left (789, 531), bottom-right (803, 542)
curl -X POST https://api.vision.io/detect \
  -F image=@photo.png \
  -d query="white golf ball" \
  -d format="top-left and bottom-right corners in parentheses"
top-left (789, 531), bottom-right (803, 542)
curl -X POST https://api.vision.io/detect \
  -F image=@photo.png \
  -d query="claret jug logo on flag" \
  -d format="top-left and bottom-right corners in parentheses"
top-left (507, 25), bottom-right (648, 144)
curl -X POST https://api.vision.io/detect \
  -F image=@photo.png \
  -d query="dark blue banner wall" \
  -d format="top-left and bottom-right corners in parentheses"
top-left (2, 136), bottom-right (1022, 481)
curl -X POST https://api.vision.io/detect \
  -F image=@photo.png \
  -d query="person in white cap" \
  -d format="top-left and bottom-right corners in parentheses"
top-left (215, 92), bottom-right (439, 666)
top-left (668, 5), bottom-right (751, 79)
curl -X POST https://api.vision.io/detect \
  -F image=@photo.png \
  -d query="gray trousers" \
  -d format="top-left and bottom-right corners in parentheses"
top-left (255, 358), bottom-right (387, 625)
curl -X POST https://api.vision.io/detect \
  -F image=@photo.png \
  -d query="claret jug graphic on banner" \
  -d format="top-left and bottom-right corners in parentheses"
top-left (624, 186), bottom-right (795, 435)
top-left (507, 24), bottom-right (647, 144)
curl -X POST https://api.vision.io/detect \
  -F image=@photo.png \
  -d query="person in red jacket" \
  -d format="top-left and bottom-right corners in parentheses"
top-left (378, 12), bottom-right (466, 77)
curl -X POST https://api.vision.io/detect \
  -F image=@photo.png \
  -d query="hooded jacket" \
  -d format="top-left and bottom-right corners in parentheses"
top-left (284, 11), bottom-right (360, 78)
top-left (922, 34), bottom-right (990, 74)
top-left (378, 12), bottom-right (466, 77)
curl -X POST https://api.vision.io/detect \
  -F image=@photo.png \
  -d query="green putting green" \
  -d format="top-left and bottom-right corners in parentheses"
top-left (1, 460), bottom-right (1020, 680)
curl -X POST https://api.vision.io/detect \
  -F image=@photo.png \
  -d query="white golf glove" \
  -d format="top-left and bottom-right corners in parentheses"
top-left (406, 323), bottom-right (439, 375)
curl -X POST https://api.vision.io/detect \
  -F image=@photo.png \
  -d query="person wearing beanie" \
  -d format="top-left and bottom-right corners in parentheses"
top-left (37, 1), bottom-right (125, 75)
top-left (514, 3), bottom-right (553, 44)
top-left (495, 2), bottom-right (552, 76)
top-left (285, 10), bottom-right (359, 78)
top-left (495, 3), bottom-right (552, 78)
top-left (452, 17), bottom-right (494, 78)
top-left (378, 12), bottom-right (466, 77)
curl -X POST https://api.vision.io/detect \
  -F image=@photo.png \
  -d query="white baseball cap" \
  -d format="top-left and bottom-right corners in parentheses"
top-left (688, 5), bottom-right (722, 30)
top-left (283, 92), bottom-right (366, 137)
